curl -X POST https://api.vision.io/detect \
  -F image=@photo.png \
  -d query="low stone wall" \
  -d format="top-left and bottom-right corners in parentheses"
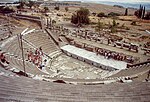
top-left (16, 14), bottom-right (41, 20)
top-left (127, 60), bottom-right (150, 68)
top-left (45, 29), bottom-right (59, 46)
top-left (12, 14), bottom-right (42, 29)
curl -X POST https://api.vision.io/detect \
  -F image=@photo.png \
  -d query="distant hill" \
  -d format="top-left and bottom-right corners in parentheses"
top-left (0, 0), bottom-right (16, 3)
top-left (85, 1), bottom-right (150, 10)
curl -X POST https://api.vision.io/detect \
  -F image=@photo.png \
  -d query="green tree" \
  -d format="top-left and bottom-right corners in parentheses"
top-left (111, 27), bottom-right (117, 33)
top-left (124, 8), bottom-right (128, 16)
top-left (65, 7), bottom-right (69, 12)
top-left (97, 12), bottom-right (105, 17)
top-left (109, 19), bottom-right (118, 33)
top-left (54, 6), bottom-right (60, 11)
top-left (44, 7), bottom-right (49, 13)
top-left (142, 6), bottom-right (145, 19)
top-left (95, 19), bottom-right (103, 35)
top-left (134, 5), bottom-right (146, 19)
top-left (71, 7), bottom-right (90, 26)
top-left (108, 12), bottom-right (120, 17)
top-left (92, 12), bottom-right (97, 16)
top-left (52, 20), bottom-right (56, 25)
top-left (71, 14), bottom-right (78, 24)
top-left (145, 12), bottom-right (150, 20)
top-left (131, 21), bottom-right (137, 25)
top-left (17, 1), bottom-right (25, 9)
top-left (0, 7), bottom-right (15, 14)
top-left (27, 0), bottom-right (35, 9)
top-left (112, 19), bottom-right (117, 27)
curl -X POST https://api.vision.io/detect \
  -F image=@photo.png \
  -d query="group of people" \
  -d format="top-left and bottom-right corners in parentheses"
top-left (27, 47), bottom-right (45, 69)
top-left (0, 52), bottom-right (9, 65)
top-left (95, 48), bottom-right (134, 63)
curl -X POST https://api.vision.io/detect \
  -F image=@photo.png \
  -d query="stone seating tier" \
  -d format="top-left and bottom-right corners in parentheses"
top-left (0, 74), bottom-right (149, 102)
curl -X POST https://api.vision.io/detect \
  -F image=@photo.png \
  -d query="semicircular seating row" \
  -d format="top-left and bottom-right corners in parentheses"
top-left (109, 63), bottom-right (150, 78)
top-left (0, 73), bottom-right (149, 102)
top-left (23, 31), bottom-right (59, 54)
top-left (1, 30), bottom-right (59, 76)
top-left (1, 30), bottom-right (150, 82)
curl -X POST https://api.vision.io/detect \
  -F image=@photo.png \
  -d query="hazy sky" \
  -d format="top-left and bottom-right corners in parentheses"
top-left (89, 0), bottom-right (150, 2)
top-left (1, 0), bottom-right (150, 3)
top-left (58, 0), bottom-right (150, 3)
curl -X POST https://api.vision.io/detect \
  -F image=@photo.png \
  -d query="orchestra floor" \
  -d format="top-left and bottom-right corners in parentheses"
top-left (47, 53), bottom-right (118, 79)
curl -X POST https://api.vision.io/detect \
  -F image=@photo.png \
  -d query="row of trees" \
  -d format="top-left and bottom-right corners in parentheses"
top-left (96, 12), bottom-right (120, 18)
top-left (54, 6), bottom-right (69, 12)
top-left (134, 5), bottom-right (146, 19)
top-left (17, 0), bottom-right (36, 9)
top-left (90, 18), bottom-right (119, 34)
top-left (0, 6), bottom-right (15, 14)
top-left (16, 0), bottom-right (69, 13)
top-left (96, 8), bottom-right (129, 18)
top-left (96, 5), bottom-right (149, 20)
top-left (44, 6), bottom-right (68, 13)
top-left (134, 5), bottom-right (150, 20)
top-left (97, 8), bottom-right (128, 17)
top-left (71, 7), bottom-right (123, 27)
top-left (71, 7), bottom-right (120, 33)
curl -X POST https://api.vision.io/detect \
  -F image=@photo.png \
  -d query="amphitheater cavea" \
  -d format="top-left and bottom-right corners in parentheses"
top-left (0, 0), bottom-right (150, 102)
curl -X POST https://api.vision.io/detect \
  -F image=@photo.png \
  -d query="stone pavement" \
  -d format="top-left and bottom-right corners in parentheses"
top-left (47, 54), bottom-right (114, 79)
